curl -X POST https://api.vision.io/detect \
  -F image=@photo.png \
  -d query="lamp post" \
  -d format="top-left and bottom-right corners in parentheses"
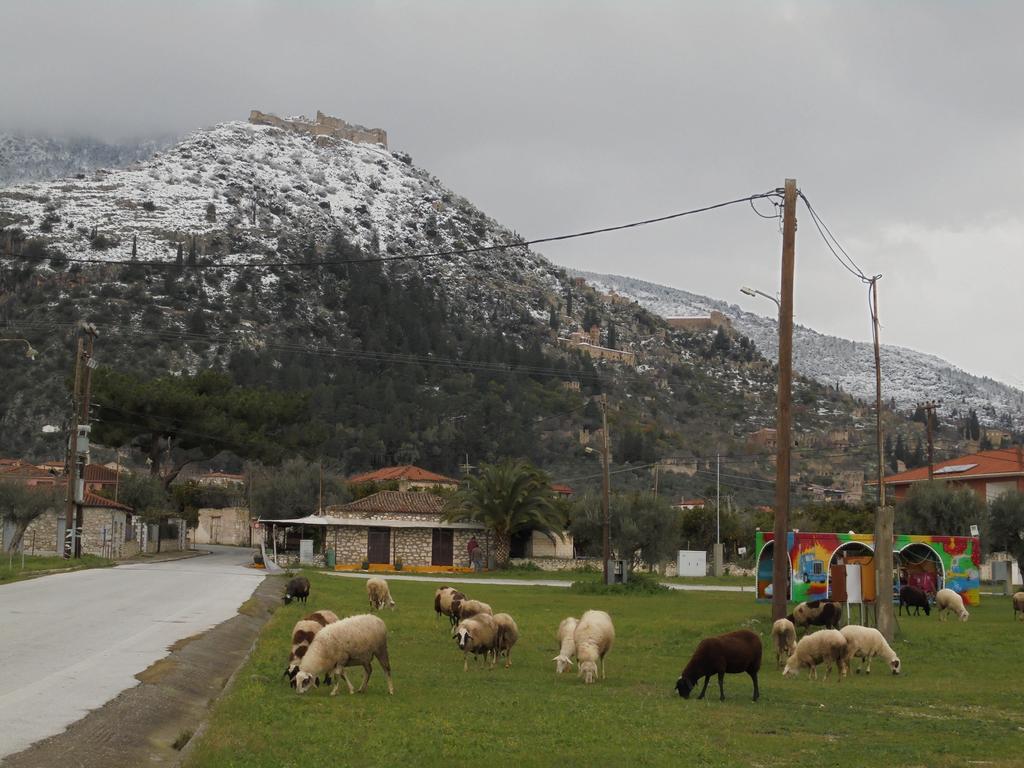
top-left (0, 338), bottom-right (38, 359)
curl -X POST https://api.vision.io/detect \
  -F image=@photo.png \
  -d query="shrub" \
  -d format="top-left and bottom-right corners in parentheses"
top-left (569, 571), bottom-right (668, 596)
top-left (141, 200), bottom-right (156, 212)
top-left (90, 232), bottom-right (115, 250)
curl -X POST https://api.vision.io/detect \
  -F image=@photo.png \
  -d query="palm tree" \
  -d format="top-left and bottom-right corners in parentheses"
top-left (444, 459), bottom-right (566, 567)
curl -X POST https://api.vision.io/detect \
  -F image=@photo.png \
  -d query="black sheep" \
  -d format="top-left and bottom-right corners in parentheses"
top-left (899, 585), bottom-right (930, 616)
top-left (284, 576), bottom-right (311, 605)
top-left (675, 629), bottom-right (762, 702)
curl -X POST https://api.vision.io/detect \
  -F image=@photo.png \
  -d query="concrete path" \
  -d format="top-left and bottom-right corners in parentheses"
top-left (0, 545), bottom-right (265, 760)
top-left (327, 570), bottom-right (754, 592)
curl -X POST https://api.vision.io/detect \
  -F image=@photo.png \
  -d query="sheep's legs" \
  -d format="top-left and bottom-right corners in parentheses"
top-left (463, 651), bottom-right (469, 672)
top-left (504, 649), bottom-right (512, 669)
top-left (357, 662), bottom-right (372, 693)
top-left (697, 675), bottom-right (712, 699)
top-left (749, 671), bottom-right (760, 702)
top-left (331, 667), bottom-right (355, 696)
top-left (717, 672), bottom-right (726, 701)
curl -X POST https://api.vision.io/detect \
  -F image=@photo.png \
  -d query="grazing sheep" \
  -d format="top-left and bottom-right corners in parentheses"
top-left (452, 598), bottom-right (493, 621)
top-left (453, 613), bottom-right (499, 671)
top-left (283, 576), bottom-right (311, 605)
top-left (675, 629), bottom-right (762, 702)
top-left (898, 585), bottom-right (931, 616)
top-left (935, 588), bottom-right (970, 622)
top-left (434, 586), bottom-right (466, 626)
top-left (367, 577), bottom-right (396, 611)
top-left (839, 625), bottom-right (901, 675)
top-left (491, 613), bottom-right (519, 668)
top-left (770, 618), bottom-right (797, 669)
top-left (783, 629), bottom-right (848, 681)
top-left (553, 616), bottom-right (578, 674)
top-left (574, 610), bottom-right (615, 684)
top-left (285, 609), bottom-right (340, 681)
top-left (791, 600), bottom-right (842, 631)
top-left (1013, 591), bottom-right (1024, 621)
top-left (294, 614), bottom-right (394, 696)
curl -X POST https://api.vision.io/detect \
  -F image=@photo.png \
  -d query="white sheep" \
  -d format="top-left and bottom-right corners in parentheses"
top-left (366, 577), bottom-right (396, 611)
top-left (782, 628), bottom-right (848, 681)
top-left (770, 618), bottom-right (797, 669)
top-left (552, 616), bottom-right (578, 674)
top-left (492, 613), bottom-right (520, 668)
top-left (1013, 591), bottom-right (1024, 621)
top-left (294, 614), bottom-right (394, 696)
top-left (839, 625), bottom-right (901, 675)
top-left (935, 588), bottom-right (970, 622)
top-left (574, 610), bottom-right (615, 684)
top-left (285, 609), bottom-right (340, 680)
top-left (454, 613), bottom-right (499, 671)
top-left (453, 598), bottom-right (493, 621)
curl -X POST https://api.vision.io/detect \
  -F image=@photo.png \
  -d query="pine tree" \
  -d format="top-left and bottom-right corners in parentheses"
top-left (607, 321), bottom-right (617, 350)
top-left (131, 235), bottom-right (137, 260)
top-left (565, 285), bottom-right (573, 316)
top-left (176, 242), bottom-right (184, 267)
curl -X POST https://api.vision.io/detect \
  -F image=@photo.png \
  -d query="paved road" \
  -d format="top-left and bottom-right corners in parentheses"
top-left (328, 571), bottom-right (753, 591)
top-left (0, 546), bottom-right (265, 760)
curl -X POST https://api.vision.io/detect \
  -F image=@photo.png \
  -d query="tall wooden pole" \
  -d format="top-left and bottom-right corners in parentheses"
top-left (772, 179), bottom-right (797, 622)
top-left (64, 332), bottom-right (84, 559)
top-left (871, 278), bottom-right (895, 642)
top-left (600, 394), bottom-right (611, 585)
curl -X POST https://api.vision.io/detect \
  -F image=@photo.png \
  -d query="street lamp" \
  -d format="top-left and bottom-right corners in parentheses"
top-left (0, 338), bottom-right (38, 359)
top-left (740, 284), bottom-right (791, 621)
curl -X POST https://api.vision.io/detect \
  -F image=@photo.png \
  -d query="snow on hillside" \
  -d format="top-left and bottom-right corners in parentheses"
top-left (0, 133), bottom-right (173, 185)
top-left (574, 270), bottom-right (1024, 430)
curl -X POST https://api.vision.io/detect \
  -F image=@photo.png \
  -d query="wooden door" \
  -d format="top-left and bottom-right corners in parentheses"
top-left (367, 527), bottom-right (391, 564)
top-left (431, 528), bottom-right (454, 566)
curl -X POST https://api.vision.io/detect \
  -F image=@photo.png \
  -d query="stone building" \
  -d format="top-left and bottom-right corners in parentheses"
top-left (192, 506), bottom-right (252, 546)
top-left (12, 492), bottom-right (139, 559)
top-left (347, 466), bottom-right (459, 492)
top-left (248, 109), bottom-right (388, 147)
top-left (666, 311), bottom-right (732, 332)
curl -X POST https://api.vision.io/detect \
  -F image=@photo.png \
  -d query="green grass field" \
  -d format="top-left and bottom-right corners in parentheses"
top-left (0, 553), bottom-right (113, 584)
top-left (185, 572), bottom-right (1024, 768)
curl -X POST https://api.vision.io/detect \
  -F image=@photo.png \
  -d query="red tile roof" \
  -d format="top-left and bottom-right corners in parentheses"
top-left (347, 465), bottom-right (459, 485)
top-left (551, 483), bottom-right (575, 496)
top-left (83, 464), bottom-right (121, 484)
top-left (332, 491), bottom-right (446, 516)
top-left (883, 448), bottom-right (1024, 486)
top-left (83, 490), bottom-right (133, 512)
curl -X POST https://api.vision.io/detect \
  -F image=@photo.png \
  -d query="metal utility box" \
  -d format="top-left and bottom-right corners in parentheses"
top-left (677, 550), bottom-right (707, 577)
top-left (606, 559), bottom-right (629, 585)
top-left (75, 424), bottom-right (91, 455)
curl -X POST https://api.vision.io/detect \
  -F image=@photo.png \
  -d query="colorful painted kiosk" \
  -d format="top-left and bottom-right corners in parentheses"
top-left (754, 531), bottom-right (981, 606)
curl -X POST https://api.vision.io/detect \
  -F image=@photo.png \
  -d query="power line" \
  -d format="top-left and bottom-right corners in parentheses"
top-left (4, 190), bottom-right (783, 270)
top-left (797, 191), bottom-right (871, 283)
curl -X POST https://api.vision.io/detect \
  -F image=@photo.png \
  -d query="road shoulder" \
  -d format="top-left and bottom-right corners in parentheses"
top-left (2, 573), bottom-right (280, 768)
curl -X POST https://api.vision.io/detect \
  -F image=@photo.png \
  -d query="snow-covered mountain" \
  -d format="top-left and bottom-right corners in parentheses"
top-left (575, 271), bottom-right (1024, 430)
top-left (0, 133), bottom-right (175, 185)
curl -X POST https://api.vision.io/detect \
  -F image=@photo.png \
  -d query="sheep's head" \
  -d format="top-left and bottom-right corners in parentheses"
top-left (455, 625), bottom-right (474, 651)
top-left (293, 671), bottom-right (319, 694)
top-left (782, 655), bottom-right (800, 678)
top-left (675, 675), bottom-right (695, 698)
top-left (579, 660), bottom-right (598, 684)
top-left (283, 593), bottom-right (294, 605)
top-left (552, 654), bottom-right (574, 674)
top-left (889, 657), bottom-right (901, 675)
top-left (922, 603), bottom-right (931, 616)
top-left (284, 665), bottom-right (299, 685)
top-left (958, 609), bottom-right (970, 622)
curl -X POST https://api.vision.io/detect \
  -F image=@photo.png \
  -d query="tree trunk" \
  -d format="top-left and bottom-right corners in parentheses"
top-left (492, 532), bottom-right (511, 567)
top-left (3, 520), bottom-right (29, 553)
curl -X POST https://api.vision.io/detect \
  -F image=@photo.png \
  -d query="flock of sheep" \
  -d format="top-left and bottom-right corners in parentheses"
top-left (277, 574), bottom-right (997, 703)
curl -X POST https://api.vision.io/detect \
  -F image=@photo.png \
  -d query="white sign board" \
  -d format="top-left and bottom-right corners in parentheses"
top-left (299, 539), bottom-right (314, 565)
top-left (677, 550), bottom-right (707, 577)
top-left (845, 564), bottom-right (863, 603)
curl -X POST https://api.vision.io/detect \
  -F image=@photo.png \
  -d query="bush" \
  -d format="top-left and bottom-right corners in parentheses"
top-left (90, 232), bottom-right (115, 250)
top-left (142, 201), bottom-right (157, 211)
top-left (569, 571), bottom-right (668, 595)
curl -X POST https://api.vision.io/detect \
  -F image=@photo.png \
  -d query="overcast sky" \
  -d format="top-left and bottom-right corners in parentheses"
top-left (4, 1), bottom-right (1023, 387)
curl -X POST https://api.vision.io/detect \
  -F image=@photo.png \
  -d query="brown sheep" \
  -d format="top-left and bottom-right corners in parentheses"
top-left (675, 629), bottom-right (762, 702)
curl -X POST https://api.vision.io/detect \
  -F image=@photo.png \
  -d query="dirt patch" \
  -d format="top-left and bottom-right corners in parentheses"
top-left (4, 575), bottom-right (283, 768)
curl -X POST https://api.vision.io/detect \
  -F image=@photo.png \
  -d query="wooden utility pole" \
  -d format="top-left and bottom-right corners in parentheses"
top-left (599, 394), bottom-right (611, 585)
top-left (870, 277), bottom-right (895, 642)
top-left (64, 332), bottom-right (84, 559)
top-left (64, 324), bottom-right (98, 558)
top-left (772, 178), bottom-right (797, 622)
top-left (919, 400), bottom-right (940, 480)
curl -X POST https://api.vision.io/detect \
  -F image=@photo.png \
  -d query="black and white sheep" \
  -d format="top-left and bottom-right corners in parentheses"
top-left (839, 625), bottom-right (900, 675)
top-left (283, 576), bottom-right (311, 605)
top-left (293, 614), bottom-right (394, 696)
top-left (935, 588), bottom-right (970, 622)
top-left (898, 585), bottom-right (931, 616)
top-left (367, 577), bottom-right (396, 611)
top-left (553, 616), bottom-right (578, 674)
top-left (675, 629), bottom-right (762, 702)
top-left (770, 618), bottom-right (797, 669)
top-left (1013, 591), bottom-right (1024, 621)
top-left (790, 600), bottom-right (842, 631)
top-left (453, 613), bottom-right (499, 671)
top-left (782, 628), bottom-right (848, 681)
top-left (574, 610), bottom-right (615, 684)
top-left (434, 586), bottom-right (466, 626)
top-left (285, 609), bottom-right (340, 681)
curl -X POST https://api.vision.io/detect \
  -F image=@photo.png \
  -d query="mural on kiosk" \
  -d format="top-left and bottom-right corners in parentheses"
top-left (754, 531), bottom-right (981, 606)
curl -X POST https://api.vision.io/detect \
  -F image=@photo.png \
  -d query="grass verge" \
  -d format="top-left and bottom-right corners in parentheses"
top-left (184, 571), bottom-right (1024, 768)
top-left (0, 553), bottom-right (114, 584)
